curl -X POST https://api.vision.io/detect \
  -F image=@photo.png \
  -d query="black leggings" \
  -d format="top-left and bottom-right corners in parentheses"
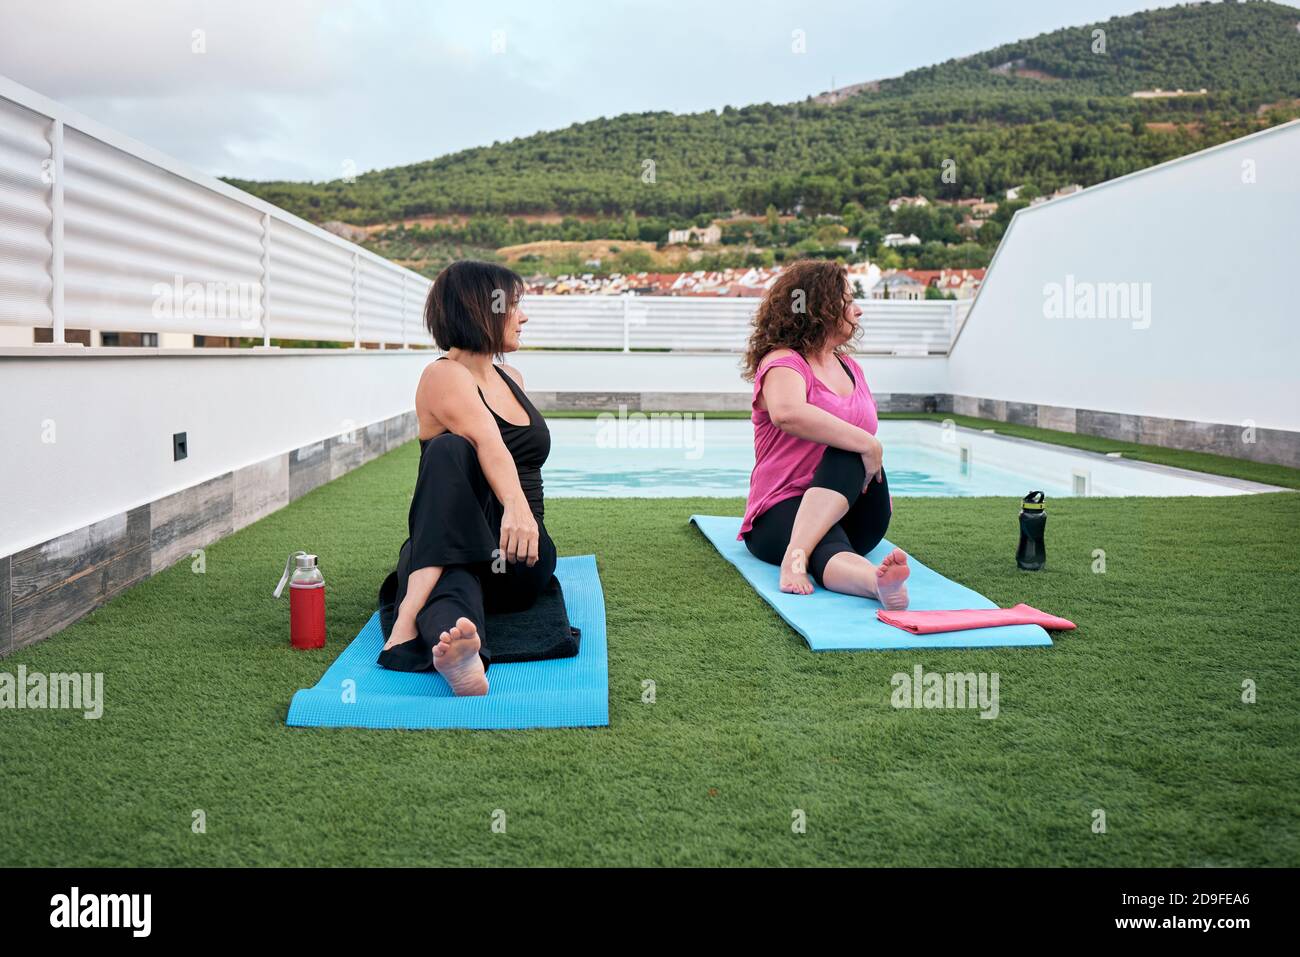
top-left (743, 446), bottom-right (892, 585)
top-left (378, 433), bottom-right (556, 673)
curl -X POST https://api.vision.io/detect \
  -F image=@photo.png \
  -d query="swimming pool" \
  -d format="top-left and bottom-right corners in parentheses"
top-left (541, 417), bottom-right (1282, 498)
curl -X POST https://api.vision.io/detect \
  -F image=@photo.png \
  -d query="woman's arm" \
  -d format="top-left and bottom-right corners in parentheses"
top-left (419, 361), bottom-right (539, 566)
top-left (759, 356), bottom-right (883, 481)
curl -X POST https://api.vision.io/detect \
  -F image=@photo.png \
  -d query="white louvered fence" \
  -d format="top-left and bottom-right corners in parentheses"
top-left (518, 294), bottom-right (967, 355)
top-left (0, 75), bottom-right (431, 347)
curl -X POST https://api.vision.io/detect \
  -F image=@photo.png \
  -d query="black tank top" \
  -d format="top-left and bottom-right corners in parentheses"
top-left (421, 358), bottom-right (550, 519)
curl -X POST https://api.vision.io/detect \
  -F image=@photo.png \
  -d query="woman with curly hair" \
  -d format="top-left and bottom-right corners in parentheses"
top-left (739, 259), bottom-right (910, 608)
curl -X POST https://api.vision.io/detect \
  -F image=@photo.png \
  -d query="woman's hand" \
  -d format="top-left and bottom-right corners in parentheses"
top-left (861, 435), bottom-right (884, 490)
top-left (499, 500), bottom-right (540, 567)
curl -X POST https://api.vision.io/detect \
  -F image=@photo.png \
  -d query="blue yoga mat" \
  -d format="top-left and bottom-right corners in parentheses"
top-left (286, 555), bottom-right (608, 729)
top-left (690, 515), bottom-right (1052, 651)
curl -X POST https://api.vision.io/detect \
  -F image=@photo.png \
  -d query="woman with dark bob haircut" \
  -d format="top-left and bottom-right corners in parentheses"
top-left (738, 259), bottom-right (910, 607)
top-left (376, 260), bottom-right (554, 695)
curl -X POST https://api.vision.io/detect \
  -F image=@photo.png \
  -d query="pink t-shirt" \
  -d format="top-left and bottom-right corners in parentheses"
top-left (738, 351), bottom-right (878, 537)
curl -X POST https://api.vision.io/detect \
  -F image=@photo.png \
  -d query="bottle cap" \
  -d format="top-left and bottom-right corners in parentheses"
top-left (274, 550), bottom-right (308, 598)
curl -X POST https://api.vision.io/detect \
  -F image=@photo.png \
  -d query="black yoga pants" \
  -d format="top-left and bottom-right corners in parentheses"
top-left (380, 432), bottom-right (556, 673)
top-left (743, 445), bottom-right (892, 585)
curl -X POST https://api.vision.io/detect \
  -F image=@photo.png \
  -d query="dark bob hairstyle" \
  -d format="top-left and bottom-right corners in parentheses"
top-left (424, 260), bottom-right (525, 356)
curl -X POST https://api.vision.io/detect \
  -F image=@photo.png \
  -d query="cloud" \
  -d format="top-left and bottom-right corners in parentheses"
top-left (0, 0), bottom-right (1157, 181)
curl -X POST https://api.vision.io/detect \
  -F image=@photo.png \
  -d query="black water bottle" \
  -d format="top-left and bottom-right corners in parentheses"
top-left (1016, 491), bottom-right (1046, 571)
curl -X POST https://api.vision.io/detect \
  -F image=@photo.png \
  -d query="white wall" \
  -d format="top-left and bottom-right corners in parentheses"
top-left (948, 120), bottom-right (1300, 432)
top-left (0, 349), bottom-right (433, 556)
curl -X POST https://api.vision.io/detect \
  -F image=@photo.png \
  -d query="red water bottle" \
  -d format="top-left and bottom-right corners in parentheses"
top-left (273, 551), bottom-right (326, 649)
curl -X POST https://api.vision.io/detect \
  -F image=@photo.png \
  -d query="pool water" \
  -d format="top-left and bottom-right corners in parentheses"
top-left (539, 417), bottom-right (1274, 498)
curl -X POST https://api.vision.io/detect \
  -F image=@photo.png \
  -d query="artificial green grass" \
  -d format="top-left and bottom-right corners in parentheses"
top-left (1, 440), bottom-right (1297, 866)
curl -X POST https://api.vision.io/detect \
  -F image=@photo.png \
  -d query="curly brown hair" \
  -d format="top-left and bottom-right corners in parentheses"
top-left (741, 259), bottom-right (858, 381)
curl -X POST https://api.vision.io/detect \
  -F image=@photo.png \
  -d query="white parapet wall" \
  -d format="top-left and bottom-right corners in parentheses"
top-left (948, 120), bottom-right (1300, 443)
top-left (0, 348), bottom-right (434, 559)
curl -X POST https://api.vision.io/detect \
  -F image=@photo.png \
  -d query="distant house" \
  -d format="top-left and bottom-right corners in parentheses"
top-left (666, 224), bottom-right (722, 245)
top-left (881, 268), bottom-right (987, 300)
top-left (882, 232), bottom-right (922, 248)
top-left (845, 262), bottom-right (882, 299)
top-left (1131, 88), bottom-right (1208, 99)
top-left (836, 238), bottom-right (861, 254)
top-left (937, 197), bottom-right (998, 218)
top-left (1005, 185), bottom-right (1024, 201)
top-left (933, 268), bottom-right (986, 299)
top-left (1030, 184), bottom-right (1083, 206)
top-left (888, 196), bottom-right (930, 212)
top-left (870, 272), bottom-right (926, 300)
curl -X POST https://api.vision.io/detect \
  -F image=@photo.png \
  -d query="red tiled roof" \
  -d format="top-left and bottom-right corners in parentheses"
top-left (893, 268), bottom-right (987, 289)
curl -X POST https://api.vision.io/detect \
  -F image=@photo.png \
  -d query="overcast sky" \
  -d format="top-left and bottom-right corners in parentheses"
top-left (0, 0), bottom-right (1164, 182)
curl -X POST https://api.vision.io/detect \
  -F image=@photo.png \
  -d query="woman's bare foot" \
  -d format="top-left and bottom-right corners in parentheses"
top-left (432, 616), bottom-right (489, 696)
top-left (875, 548), bottom-right (910, 610)
top-left (780, 545), bottom-right (815, 595)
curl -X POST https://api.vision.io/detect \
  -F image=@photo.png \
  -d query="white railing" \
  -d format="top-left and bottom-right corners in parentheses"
top-left (0, 74), bottom-right (968, 355)
top-left (0, 75), bottom-right (430, 347)
top-left (520, 294), bottom-right (969, 355)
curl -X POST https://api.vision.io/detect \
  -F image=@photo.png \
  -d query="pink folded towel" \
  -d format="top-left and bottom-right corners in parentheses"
top-left (876, 603), bottom-right (1077, 635)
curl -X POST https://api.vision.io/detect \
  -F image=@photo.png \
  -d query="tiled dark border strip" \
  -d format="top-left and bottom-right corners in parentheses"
top-left (949, 395), bottom-right (1298, 469)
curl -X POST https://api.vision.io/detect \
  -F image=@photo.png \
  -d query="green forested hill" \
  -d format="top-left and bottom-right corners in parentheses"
top-left (231, 2), bottom-right (1300, 224)
top-left (884, 0), bottom-right (1300, 95)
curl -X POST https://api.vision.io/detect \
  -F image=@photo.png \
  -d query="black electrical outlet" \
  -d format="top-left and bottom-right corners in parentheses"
top-left (173, 432), bottom-right (188, 461)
